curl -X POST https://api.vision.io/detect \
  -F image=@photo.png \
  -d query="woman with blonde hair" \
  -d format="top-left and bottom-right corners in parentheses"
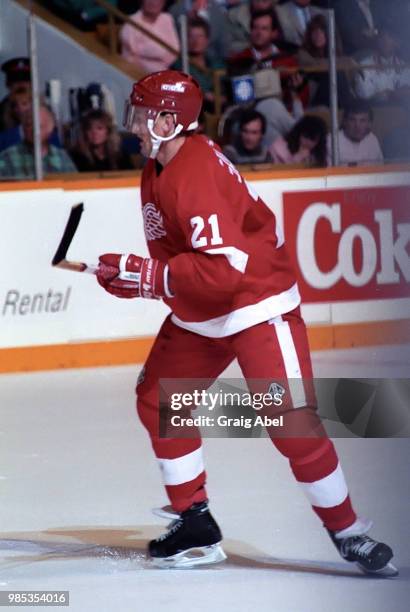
top-left (71, 109), bottom-right (133, 172)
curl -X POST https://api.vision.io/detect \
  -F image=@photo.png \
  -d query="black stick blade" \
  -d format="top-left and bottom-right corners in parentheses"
top-left (52, 203), bottom-right (84, 266)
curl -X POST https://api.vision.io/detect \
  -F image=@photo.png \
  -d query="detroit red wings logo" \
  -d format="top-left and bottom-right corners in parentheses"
top-left (142, 202), bottom-right (167, 241)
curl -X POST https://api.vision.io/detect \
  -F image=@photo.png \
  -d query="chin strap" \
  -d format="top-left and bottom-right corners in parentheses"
top-left (147, 116), bottom-right (184, 159)
top-left (147, 114), bottom-right (199, 159)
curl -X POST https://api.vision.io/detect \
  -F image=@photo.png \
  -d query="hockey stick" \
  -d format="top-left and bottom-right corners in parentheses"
top-left (51, 203), bottom-right (138, 282)
top-left (52, 203), bottom-right (97, 274)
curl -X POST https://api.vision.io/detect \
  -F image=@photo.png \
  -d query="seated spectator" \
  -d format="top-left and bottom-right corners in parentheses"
top-left (43, 0), bottom-right (118, 30)
top-left (223, 108), bottom-right (272, 163)
top-left (228, 10), bottom-right (307, 111)
top-left (70, 109), bottom-right (134, 171)
top-left (0, 57), bottom-right (31, 131)
top-left (354, 21), bottom-right (410, 106)
top-left (0, 104), bottom-right (76, 179)
top-left (275, 0), bottom-right (326, 47)
top-left (171, 16), bottom-right (225, 113)
top-left (270, 114), bottom-right (327, 165)
top-left (227, 0), bottom-right (279, 55)
top-left (0, 84), bottom-right (32, 150)
top-left (326, 101), bottom-right (384, 166)
top-left (0, 87), bottom-right (62, 153)
top-left (120, 0), bottom-right (180, 73)
top-left (170, 0), bottom-right (229, 62)
top-left (298, 14), bottom-right (353, 108)
top-left (333, 0), bottom-right (381, 56)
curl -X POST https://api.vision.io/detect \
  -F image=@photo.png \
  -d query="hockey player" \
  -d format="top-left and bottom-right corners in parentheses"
top-left (96, 70), bottom-right (397, 575)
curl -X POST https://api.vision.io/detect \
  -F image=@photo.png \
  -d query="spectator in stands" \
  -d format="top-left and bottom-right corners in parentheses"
top-left (0, 85), bottom-right (32, 152)
top-left (333, 0), bottom-right (382, 56)
top-left (326, 101), bottom-right (384, 166)
top-left (354, 21), bottom-right (410, 106)
top-left (0, 104), bottom-right (76, 179)
top-left (228, 10), bottom-right (307, 110)
top-left (227, 0), bottom-right (279, 55)
top-left (120, 0), bottom-right (180, 73)
top-left (223, 108), bottom-right (272, 163)
top-left (275, 0), bottom-right (326, 47)
top-left (0, 57), bottom-right (31, 132)
top-left (298, 14), bottom-right (353, 108)
top-left (170, 0), bottom-right (229, 61)
top-left (0, 87), bottom-right (62, 153)
top-left (70, 109), bottom-right (134, 172)
top-left (270, 114), bottom-right (327, 165)
top-left (171, 16), bottom-right (226, 113)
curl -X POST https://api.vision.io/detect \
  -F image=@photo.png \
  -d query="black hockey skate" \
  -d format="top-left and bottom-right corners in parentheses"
top-left (328, 518), bottom-right (398, 577)
top-left (149, 501), bottom-right (226, 568)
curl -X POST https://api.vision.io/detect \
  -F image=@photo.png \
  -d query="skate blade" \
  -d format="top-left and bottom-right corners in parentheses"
top-left (151, 544), bottom-right (227, 569)
top-left (151, 505), bottom-right (180, 521)
top-left (357, 561), bottom-right (399, 578)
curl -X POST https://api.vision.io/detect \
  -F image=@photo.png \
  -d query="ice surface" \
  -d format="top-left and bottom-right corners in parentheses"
top-left (0, 345), bottom-right (409, 611)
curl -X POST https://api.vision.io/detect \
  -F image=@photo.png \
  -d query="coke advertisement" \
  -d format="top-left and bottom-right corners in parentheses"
top-left (283, 186), bottom-right (410, 302)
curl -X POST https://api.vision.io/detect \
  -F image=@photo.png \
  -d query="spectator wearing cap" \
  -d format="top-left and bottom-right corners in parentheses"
top-left (0, 57), bottom-right (31, 131)
top-left (275, 0), bottom-right (326, 47)
top-left (326, 101), bottom-right (384, 166)
top-left (120, 0), bottom-right (180, 74)
top-left (0, 104), bottom-right (77, 179)
top-left (223, 108), bottom-right (272, 163)
top-left (354, 21), bottom-right (410, 106)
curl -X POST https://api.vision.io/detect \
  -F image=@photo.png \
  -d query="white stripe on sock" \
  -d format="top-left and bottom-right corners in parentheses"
top-left (298, 462), bottom-right (349, 508)
top-left (158, 446), bottom-right (204, 486)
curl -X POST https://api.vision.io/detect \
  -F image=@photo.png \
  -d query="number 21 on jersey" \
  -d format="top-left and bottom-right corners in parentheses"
top-left (190, 214), bottom-right (223, 248)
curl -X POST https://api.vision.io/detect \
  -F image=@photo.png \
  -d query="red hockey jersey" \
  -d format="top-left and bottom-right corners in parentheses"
top-left (141, 134), bottom-right (300, 338)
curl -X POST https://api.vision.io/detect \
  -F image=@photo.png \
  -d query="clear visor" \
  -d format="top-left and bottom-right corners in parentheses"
top-left (123, 102), bottom-right (158, 133)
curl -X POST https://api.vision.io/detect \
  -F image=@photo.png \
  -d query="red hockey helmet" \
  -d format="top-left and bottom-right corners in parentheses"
top-left (124, 70), bottom-right (203, 134)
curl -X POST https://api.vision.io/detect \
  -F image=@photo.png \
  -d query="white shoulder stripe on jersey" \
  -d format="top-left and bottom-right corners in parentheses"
top-left (204, 246), bottom-right (249, 273)
top-left (158, 446), bottom-right (204, 486)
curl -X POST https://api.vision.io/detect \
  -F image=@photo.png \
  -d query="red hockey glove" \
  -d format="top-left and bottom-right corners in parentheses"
top-left (96, 253), bottom-right (173, 299)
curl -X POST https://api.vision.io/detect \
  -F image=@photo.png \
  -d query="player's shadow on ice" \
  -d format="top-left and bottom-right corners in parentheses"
top-left (0, 527), bottom-right (405, 580)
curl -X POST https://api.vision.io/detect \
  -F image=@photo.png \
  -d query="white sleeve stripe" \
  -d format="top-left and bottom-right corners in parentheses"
top-left (119, 254), bottom-right (129, 272)
top-left (163, 264), bottom-right (174, 298)
top-left (204, 246), bottom-right (249, 273)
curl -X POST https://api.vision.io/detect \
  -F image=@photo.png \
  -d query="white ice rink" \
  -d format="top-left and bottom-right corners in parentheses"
top-left (1, 344), bottom-right (409, 612)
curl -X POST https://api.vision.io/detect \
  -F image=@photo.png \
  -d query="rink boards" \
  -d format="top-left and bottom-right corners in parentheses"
top-left (0, 165), bottom-right (409, 371)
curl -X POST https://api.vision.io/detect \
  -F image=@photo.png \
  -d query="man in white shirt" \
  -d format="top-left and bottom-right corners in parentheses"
top-left (327, 101), bottom-right (384, 166)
